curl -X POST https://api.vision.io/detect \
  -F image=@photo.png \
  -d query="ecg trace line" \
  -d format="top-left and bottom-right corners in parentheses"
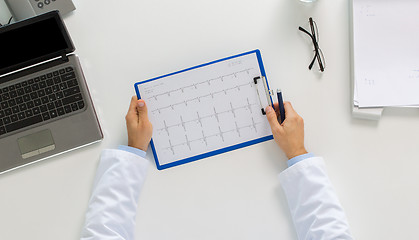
top-left (151, 82), bottom-right (253, 113)
top-left (162, 121), bottom-right (264, 152)
top-left (148, 68), bottom-right (254, 100)
top-left (156, 102), bottom-right (259, 133)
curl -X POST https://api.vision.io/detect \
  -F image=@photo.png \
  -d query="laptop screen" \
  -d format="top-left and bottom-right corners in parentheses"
top-left (0, 11), bottom-right (74, 76)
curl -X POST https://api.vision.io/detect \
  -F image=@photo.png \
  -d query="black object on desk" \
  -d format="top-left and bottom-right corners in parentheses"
top-left (299, 17), bottom-right (325, 72)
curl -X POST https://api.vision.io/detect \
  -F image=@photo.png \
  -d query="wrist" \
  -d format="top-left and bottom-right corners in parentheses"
top-left (128, 144), bottom-right (148, 152)
top-left (286, 148), bottom-right (307, 160)
top-left (128, 140), bottom-right (148, 152)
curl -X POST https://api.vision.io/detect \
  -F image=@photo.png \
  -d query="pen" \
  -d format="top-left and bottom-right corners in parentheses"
top-left (277, 89), bottom-right (285, 124)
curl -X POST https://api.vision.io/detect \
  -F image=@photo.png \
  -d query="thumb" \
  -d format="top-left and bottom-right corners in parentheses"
top-left (265, 106), bottom-right (282, 131)
top-left (136, 99), bottom-right (149, 120)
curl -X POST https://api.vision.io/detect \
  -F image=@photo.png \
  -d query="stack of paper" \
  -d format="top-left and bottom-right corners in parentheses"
top-left (352, 0), bottom-right (419, 108)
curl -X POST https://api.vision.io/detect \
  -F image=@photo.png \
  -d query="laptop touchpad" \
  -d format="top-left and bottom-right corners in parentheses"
top-left (18, 129), bottom-right (56, 159)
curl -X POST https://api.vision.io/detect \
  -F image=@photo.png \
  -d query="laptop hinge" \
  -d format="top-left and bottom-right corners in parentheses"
top-left (61, 52), bottom-right (69, 62)
top-left (0, 55), bottom-right (67, 81)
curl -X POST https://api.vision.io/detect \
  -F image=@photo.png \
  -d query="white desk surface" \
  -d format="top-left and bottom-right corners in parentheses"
top-left (1, 0), bottom-right (419, 239)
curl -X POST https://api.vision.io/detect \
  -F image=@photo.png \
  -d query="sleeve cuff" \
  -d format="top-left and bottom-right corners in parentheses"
top-left (287, 152), bottom-right (314, 167)
top-left (118, 145), bottom-right (146, 158)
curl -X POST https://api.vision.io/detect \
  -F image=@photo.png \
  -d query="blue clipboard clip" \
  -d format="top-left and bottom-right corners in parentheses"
top-left (253, 76), bottom-right (274, 115)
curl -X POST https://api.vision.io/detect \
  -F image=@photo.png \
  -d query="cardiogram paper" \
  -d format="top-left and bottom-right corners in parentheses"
top-left (136, 52), bottom-right (273, 167)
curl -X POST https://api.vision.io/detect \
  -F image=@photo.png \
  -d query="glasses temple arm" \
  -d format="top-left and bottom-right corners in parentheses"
top-left (299, 27), bottom-right (312, 37)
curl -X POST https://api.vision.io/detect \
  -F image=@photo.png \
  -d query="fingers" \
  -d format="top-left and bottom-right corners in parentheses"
top-left (272, 102), bottom-right (280, 116)
top-left (126, 96), bottom-right (139, 123)
top-left (265, 106), bottom-right (282, 134)
top-left (283, 101), bottom-right (304, 127)
top-left (283, 102), bottom-right (297, 118)
top-left (272, 103), bottom-right (279, 111)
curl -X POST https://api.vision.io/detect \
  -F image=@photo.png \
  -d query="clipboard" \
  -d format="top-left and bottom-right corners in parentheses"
top-left (134, 50), bottom-right (274, 170)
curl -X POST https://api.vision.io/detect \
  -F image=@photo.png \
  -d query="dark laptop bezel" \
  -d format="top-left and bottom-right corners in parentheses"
top-left (0, 11), bottom-right (75, 76)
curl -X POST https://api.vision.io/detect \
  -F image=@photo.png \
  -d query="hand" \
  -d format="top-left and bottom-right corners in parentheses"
top-left (125, 96), bottom-right (153, 151)
top-left (265, 102), bottom-right (307, 159)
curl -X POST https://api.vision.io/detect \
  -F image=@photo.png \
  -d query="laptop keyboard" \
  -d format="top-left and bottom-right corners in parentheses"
top-left (0, 66), bottom-right (85, 137)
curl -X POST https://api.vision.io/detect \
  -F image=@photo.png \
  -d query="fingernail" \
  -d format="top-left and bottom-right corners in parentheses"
top-left (265, 106), bottom-right (273, 113)
top-left (138, 101), bottom-right (145, 107)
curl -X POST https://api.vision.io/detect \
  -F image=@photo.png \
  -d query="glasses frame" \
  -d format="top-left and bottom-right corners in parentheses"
top-left (298, 17), bottom-right (325, 72)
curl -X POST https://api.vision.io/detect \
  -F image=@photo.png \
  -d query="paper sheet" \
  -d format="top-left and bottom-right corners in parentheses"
top-left (353, 0), bottom-right (419, 107)
top-left (137, 53), bottom-right (272, 166)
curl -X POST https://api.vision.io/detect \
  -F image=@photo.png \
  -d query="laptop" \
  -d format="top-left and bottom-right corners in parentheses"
top-left (0, 11), bottom-right (103, 174)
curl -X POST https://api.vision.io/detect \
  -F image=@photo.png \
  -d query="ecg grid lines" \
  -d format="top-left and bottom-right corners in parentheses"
top-left (157, 98), bottom-right (263, 154)
top-left (138, 52), bottom-right (272, 166)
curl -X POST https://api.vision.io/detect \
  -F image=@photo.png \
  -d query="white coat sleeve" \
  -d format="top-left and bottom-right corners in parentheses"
top-left (80, 149), bottom-right (149, 240)
top-left (279, 157), bottom-right (353, 240)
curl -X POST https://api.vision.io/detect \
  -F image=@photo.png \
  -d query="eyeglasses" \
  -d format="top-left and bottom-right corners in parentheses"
top-left (299, 17), bottom-right (325, 72)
